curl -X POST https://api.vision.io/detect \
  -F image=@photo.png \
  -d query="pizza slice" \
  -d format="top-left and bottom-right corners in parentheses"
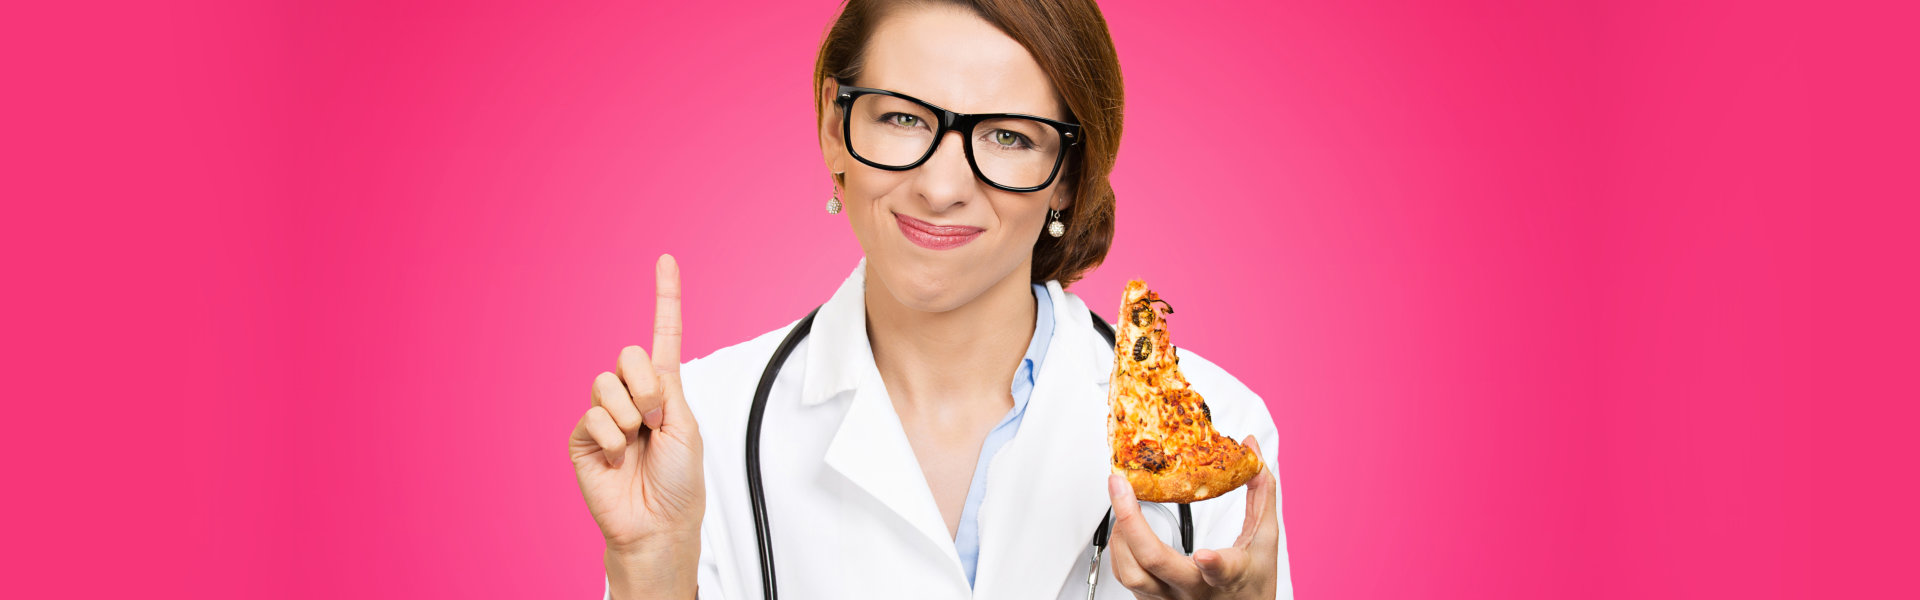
top-left (1108, 280), bottom-right (1263, 503)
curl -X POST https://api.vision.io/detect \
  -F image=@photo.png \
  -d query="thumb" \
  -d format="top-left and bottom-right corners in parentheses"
top-left (1193, 546), bottom-right (1250, 589)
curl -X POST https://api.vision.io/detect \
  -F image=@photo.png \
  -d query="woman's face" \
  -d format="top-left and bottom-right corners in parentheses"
top-left (821, 5), bottom-right (1071, 313)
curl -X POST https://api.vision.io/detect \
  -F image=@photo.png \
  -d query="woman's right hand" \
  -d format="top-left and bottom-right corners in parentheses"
top-left (569, 255), bottom-right (704, 600)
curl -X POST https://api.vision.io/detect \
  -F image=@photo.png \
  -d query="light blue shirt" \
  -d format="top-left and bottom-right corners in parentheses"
top-left (954, 283), bottom-right (1054, 587)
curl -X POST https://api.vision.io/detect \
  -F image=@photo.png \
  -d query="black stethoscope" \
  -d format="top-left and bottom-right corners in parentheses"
top-left (745, 306), bottom-right (1194, 599)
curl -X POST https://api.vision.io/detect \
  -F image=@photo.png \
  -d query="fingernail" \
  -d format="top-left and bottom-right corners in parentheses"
top-left (1108, 474), bottom-right (1127, 498)
top-left (608, 449), bottom-right (624, 469)
top-left (643, 408), bottom-right (663, 429)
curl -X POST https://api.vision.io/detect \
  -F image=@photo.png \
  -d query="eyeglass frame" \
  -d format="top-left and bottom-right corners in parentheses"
top-left (834, 84), bottom-right (1083, 193)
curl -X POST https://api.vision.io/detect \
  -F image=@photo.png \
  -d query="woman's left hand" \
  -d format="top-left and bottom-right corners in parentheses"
top-left (1105, 437), bottom-right (1279, 600)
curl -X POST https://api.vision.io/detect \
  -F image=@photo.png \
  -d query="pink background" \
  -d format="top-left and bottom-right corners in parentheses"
top-left (4, 0), bottom-right (1903, 598)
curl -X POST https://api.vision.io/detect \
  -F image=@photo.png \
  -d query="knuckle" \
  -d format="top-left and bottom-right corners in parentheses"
top-left (593, 371), bottom-right (620, 391)
top-left (1115, 568), bottom-right (1151, 589)
top-left (1136, 553), bottom-right (1165, 572)
top-left (627, 370), bottom-right (661, 400)
top-left (1229, 565), bottom-right (1254, 585)
top-left (619, 345), bottom-right (648, 365)
top-left (583, 406), bottom-right (612, 429)
top-left (604, 402), bottom-right (640, 428)
top-left (590, 373), bottom-right (613, 404)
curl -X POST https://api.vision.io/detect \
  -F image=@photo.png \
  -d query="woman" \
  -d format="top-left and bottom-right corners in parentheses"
top-left (569, 1), bottom-right (1291, 597)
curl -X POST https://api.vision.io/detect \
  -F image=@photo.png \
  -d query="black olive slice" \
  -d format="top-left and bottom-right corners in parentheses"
top-left (1131, 305), bottom-right (1156, 327)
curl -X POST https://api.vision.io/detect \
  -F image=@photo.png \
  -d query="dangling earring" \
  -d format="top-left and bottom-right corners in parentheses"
top-left (1047, 208), bottom-right (1066, 237)
top-left (826, 172), bottom-right (844, 214)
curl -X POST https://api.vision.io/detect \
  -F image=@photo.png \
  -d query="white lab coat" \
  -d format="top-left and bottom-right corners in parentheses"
top-left (604, 259), bottom-right (1293, 599)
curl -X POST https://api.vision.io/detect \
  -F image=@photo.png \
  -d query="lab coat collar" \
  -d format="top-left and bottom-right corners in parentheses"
top-left (798, 259), bottom-right (872, 408)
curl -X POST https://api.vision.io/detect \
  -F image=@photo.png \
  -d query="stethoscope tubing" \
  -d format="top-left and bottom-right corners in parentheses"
top-left (745, 307), bottom-right (819, 600)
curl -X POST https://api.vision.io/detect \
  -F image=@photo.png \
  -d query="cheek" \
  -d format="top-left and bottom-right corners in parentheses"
top-left (839, 177), bottom-right (907, 251)
top-left (1001, 197), bottom-right (1051, 231)
top-left (845, 203), bottom-right (882, 248)
top-left (986, 202), bottom-right (1048, 252)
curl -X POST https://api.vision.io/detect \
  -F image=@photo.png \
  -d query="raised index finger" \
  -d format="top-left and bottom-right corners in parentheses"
top-left (652, 254), bottom-right (683, 371)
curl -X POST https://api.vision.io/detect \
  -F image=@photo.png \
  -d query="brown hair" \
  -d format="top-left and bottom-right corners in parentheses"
top-left (813, 0), bottom-right (1123, 288)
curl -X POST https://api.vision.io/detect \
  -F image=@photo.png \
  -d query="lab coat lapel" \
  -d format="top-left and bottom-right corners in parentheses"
top-left (823, 375), bottom-right (964, 572)
top-left (812, 260), bottom-right (966, 579)
top-left (972, 283), bottom-right (1116, 599)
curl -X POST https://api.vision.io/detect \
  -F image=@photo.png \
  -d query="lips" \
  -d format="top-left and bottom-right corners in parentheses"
top-left (894, 212), bottom-right (984, 251)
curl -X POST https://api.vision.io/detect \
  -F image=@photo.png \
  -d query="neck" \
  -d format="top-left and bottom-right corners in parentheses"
top-left (865, 262), bottom-right (1039, 411)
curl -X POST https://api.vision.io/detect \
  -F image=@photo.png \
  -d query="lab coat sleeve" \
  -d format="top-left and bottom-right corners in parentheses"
top-left (1173, 347), bottom-right (1295, 599)
top-left (694, 504), bottom-right (729, 600)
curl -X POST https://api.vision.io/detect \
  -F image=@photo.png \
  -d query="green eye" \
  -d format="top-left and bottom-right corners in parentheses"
top-left (995, 131), bottom-right (1019, 146)
top-left (891, 114), bottom-right (919, 127)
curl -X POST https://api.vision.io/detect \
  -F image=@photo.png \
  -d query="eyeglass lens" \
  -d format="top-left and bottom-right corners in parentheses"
top-left (847, 94), bottom-right (1064, 189)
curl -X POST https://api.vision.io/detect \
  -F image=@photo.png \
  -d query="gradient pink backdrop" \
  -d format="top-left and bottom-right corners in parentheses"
top-left (4, 1), bottom-right (1900, 598)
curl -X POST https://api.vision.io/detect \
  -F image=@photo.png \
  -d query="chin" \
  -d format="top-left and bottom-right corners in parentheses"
top-left (885, 267), bottom-right (977, 313)
top-left (871, 254), bottom-right (993, 314)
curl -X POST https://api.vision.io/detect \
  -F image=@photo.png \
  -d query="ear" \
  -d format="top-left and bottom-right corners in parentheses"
top-left (1049, 185), bottom-right (1074, 212)
top-left (818, 79), bottom-right (848, 182)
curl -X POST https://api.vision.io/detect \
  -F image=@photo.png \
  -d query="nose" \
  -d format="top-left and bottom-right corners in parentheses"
top-left (909, 129), bottom-right (976, 213)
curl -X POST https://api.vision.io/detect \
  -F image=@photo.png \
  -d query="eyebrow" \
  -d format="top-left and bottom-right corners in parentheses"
top-left (857, 83), bottom-right (1067, 121)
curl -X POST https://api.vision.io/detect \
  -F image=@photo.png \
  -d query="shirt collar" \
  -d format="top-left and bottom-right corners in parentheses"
top-left (1009, 283), bottom-right (1055, 406)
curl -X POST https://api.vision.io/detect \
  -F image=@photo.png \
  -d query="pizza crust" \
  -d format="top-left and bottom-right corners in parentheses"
top-left (1120, 443), bottom-right (1263, 503)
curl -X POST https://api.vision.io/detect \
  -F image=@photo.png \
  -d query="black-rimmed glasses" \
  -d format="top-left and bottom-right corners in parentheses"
top-left (835, 85), bottom-right (1081, 192)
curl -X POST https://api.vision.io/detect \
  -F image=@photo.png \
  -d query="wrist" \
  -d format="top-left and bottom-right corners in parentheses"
top-left (604, 533), bottom-right (699, 600)
top-left (604, 526), bottom-right (700, 559)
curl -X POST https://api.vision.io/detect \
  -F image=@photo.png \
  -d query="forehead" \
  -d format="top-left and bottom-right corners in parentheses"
top-left (858, 5), bottom-right (1065, 120)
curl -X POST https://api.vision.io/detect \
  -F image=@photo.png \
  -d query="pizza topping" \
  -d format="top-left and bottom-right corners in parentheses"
top-left (1131, 305), bottom-right (1156, 327)
top-left (1126, 439), bottom-right (1169, 473)
top-left (1132, 335), bottom-right (1152, 361)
